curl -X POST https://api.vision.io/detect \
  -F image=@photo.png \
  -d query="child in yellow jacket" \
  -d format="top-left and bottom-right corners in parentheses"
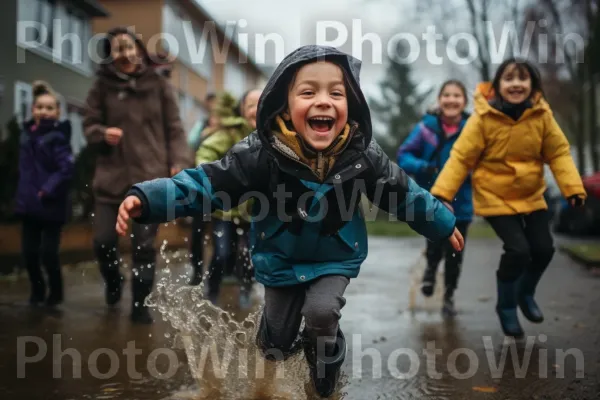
top-left (431, 58), bottom-right (586, 338)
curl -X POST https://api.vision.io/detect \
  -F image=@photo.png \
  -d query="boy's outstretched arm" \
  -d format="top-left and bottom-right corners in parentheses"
top-left (365, 140), bottom-right (463, 250)
top-left (116, 137), bottom-right (266, 235)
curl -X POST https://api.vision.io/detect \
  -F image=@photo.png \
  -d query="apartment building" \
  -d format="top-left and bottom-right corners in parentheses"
top-left (0, 0), bottom-right (109, 152)
top-left (93, 0), bottom-right (266, 132)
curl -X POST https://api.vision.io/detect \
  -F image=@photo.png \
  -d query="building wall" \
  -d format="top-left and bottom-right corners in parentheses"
top-left (1, 0), bottom-right (104, 153)
top-left (92, 0), bottom-right (164, 52)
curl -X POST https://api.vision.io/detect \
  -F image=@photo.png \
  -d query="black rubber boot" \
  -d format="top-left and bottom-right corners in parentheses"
top-left (517, 268), bottom-right (547, 323)
top-left (302, 329), bottom-right (346, 398)
top-left (95, 241), bottom-right (123, 306)
top-left (442, 289), bottom-right (457, 318)
top-left (496, 275), bottom-right (524, 338)
top-left (131, 279), bottom-right (153, 324)
top-left (43, 253), bottom-right (64, 307)
top-left (255, 312), bottom-right (302, 361)
top-left (421, 263), bottom-right (437, 297)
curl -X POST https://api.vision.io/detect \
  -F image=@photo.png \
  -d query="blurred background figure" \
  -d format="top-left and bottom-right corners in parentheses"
top-left (397, 79), bottom-right (473, 317)
top-left (82, 26), bottom-right (187, 324)
top-left (14, 80), bottom-right (74, 307)
top-left (187, 93), bottom-right (218, 152)
top-left (191, 89), bottom-right (261, 309)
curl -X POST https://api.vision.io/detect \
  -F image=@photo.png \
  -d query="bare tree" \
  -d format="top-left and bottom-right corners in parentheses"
top-left (524, 0), bottom-right (599, 173)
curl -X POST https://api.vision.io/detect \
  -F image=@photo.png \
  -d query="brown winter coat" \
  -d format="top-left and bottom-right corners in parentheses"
top-left (83, 64), bottom-right (188, 204)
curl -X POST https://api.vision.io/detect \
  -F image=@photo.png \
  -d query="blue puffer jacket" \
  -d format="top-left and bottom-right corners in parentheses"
top-left (397, 112), bottom-right (473, 222)
top-left (129, 45), bottom-right (457, 287)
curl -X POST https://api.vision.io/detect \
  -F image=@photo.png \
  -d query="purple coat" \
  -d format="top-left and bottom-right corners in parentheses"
top-left (14, 119), bottom-right (74, 223)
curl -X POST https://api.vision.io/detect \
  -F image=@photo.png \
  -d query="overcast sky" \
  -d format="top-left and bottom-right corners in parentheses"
top-left (197, 0), bottom-right (437, 102)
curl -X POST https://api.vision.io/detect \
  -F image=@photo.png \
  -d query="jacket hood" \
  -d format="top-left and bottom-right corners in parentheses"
top-left (473, 82), bottom-right (549, 116)
top-left (256, 45), bottom-right (371, 146)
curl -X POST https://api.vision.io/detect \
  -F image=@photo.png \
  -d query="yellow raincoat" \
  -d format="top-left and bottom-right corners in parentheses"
top-left (431, 82), bottom-right (586, 216)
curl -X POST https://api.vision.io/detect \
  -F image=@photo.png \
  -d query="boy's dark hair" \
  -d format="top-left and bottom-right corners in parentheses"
top-left (267, 57), bottom-right (362, 129)
top-left (438, 79), bottom-right (468, 105)
top-left (491, 58), bottom-right (544, 100)
top-left (32, 80), bottom-right (60, 108)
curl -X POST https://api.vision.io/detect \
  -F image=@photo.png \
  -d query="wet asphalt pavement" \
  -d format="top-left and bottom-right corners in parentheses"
top-left (1, 235), bottom-right (600, 400)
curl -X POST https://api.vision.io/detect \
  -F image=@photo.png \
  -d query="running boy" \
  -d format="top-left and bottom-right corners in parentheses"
top-left (115, 45), bottom-right (463, 397)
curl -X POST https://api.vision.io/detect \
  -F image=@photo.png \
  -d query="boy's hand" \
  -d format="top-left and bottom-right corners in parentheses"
top-left (116, 196), bottom-right (142, 236)
top-left (448, 227), bottom-right (464, 252)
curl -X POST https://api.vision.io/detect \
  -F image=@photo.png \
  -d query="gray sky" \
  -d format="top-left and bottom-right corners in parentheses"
top-left (197, 0), bottom-right (428, 102)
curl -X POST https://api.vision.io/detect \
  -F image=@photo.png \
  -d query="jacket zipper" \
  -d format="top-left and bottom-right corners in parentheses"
top-left (271, 138), bottom-right (322, 180)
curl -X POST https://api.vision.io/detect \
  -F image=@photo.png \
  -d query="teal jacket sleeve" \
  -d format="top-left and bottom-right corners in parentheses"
top-left (128, 137), bottom-right (264, 224)
top-left (365, 140), bottom-right (456, 241)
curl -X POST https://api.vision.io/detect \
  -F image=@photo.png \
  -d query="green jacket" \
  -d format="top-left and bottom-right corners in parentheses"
top-left (196, 116), bottom-right (254, 222)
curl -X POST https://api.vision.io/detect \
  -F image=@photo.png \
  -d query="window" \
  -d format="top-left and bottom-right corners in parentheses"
top-left (17, 0), bottom-right (92, 75)
top-left (224, 53), bottom-right (247, 98)
top-left (34, 0), bottom-right (57, 49)
top-left (14, 81), bottom-right (33, 124)
top-left (162, 0), bottom-right (213, 80)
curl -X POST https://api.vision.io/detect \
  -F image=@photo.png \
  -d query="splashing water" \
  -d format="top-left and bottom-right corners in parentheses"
top-left (149, 247), bottom-right (349, 400)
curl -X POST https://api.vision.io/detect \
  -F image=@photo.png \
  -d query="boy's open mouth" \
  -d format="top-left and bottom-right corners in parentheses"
top-left (308, 116), bottom-right (335, 133)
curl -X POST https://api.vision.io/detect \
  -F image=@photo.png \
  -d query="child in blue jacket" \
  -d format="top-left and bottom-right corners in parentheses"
top-left (115, 45), bottom-right (463, 398)
top-left (397, 79), bottom-right (473, 317)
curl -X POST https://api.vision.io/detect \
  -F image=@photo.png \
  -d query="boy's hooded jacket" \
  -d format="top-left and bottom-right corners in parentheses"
top-left (431, 82), bottom-right (586, 216)
top-left (15, 119), bottom-right (74, 223)
top-left (397, 111), bottom-right (473, 222)
top-left (82, 26), bottom-right (188, 204)
top-left (129, 45), bottom-right (456, 287)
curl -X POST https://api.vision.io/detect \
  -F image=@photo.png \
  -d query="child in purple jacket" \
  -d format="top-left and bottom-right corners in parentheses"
top-left (14, 81), bottom-right (74, 306)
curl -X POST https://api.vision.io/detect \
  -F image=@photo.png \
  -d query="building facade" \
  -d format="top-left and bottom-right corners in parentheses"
top-left (92, 0), bottom-right (266, 133)
top-left (0, 0), bottom-right (109, 152)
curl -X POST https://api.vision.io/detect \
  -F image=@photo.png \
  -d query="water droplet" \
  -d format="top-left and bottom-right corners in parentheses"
top-left (164, 333), bottom-right (171, 338)
top-left (91, 213), bottom-right (95, 217)
top-left (236, 228), bottom-right (244, 235)
top-left (148, 334), bottom-right (152, 338)
top-left (113, 261), bottom-right (118, 265)
top-left (130, 234), bottom-right (135, 238)
top-left (215, 231), bottom-right (223, 238)
top-left (137, 246), bottom-right (141, 250)
top-left (134, 302), bottom-right (139, 307)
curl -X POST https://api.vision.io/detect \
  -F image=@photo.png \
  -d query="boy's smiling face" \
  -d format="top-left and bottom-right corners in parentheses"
top-left (286, 61), bottom-right (348, 151)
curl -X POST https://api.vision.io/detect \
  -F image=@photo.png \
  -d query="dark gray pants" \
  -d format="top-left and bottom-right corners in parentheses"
top-left (263, 275), bottom-right (349, 351)
top-left (92, 202), bottom-right (159, 290)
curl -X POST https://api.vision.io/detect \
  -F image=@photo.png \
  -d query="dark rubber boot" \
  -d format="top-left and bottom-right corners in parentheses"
top-left (421, 263), bottom-right (437, 297)
top-left (517, 268), bottom-right (545, 323)
top-left (496, 276), bottom-right (524, 338)
top-left (302, 329), bottom-right (346, 398)
top-left (131, 279), bottom-right (153, 324)
top-left (255, 311), bottom-right (302, 361)
top-left (442, 289), bottom-right (457, 318)
top-left (43, 253), bottom-right (64, 307)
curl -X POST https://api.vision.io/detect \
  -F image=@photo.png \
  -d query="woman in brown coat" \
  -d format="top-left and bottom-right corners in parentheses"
top-left (83, 26), bottom-right (187, 324)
